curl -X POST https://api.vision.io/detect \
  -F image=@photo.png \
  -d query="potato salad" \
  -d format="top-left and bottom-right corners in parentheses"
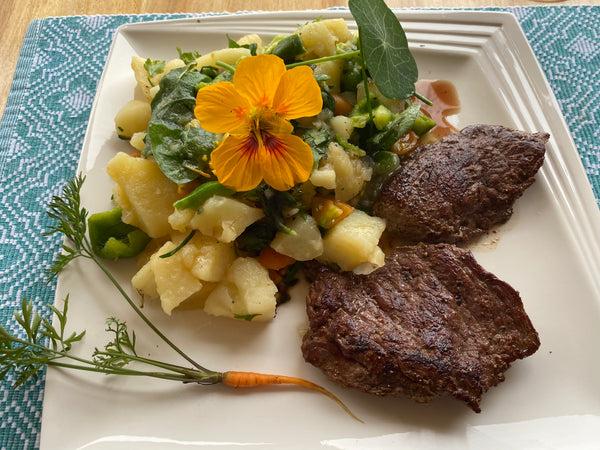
top-left (104, 17), bottom-right (435, 322)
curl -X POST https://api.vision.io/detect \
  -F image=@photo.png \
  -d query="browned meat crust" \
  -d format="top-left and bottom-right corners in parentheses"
top-left (372, 125), bottom-right (549, 245)
top-left (301, 244), bottom-right (540, 412)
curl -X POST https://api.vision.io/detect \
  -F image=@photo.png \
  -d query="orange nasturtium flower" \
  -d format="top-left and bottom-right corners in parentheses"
top-left (194, 54), bottom-right (323, 192)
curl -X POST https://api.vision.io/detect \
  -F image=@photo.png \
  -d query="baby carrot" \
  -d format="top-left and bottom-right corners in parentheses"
top-left (257, 246), bottom-right (296, 271)
top-left (221, 371), bottom-right (362, 422)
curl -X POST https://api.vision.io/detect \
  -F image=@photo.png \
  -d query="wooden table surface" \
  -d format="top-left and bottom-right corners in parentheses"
top-left (1, 0), bottom-right (597, 121)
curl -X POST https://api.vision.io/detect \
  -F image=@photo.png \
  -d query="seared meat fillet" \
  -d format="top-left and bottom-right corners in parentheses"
top-left (373, 125), bottom-right (548, 244)
top-left (301, 244), bottom-right (540, 412)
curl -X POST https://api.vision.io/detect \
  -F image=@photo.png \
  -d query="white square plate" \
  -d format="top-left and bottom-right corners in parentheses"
top-left (40, 10), bottom-right (600, 449)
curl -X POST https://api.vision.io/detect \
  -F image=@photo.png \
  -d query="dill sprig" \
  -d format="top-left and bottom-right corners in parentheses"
top-left (44, 176), bottom-right (90, 279)
top-left (1, 175), bottom-right (220, 386)
top-left (0, 296), bottom-right (221, 385)
top-left (0, 175), bottom-right (359, 421)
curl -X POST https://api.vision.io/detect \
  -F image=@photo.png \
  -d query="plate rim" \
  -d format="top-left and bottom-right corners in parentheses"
top-left (41, 9), bottom-right (600, 449)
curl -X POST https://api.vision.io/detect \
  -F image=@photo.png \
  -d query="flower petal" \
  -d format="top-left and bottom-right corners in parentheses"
top-left (260, 132), bottom-right (314, 191)
top-left (211, 134), bottom-right (264, 191)
top-left (272, 65), bottom-right (323, 120)
top-left (195, 82), bottom-right (250, 134)
top-left (234, 54), bottom-right (286, 109)
top-left (260, 112), bottom-right (294, 135)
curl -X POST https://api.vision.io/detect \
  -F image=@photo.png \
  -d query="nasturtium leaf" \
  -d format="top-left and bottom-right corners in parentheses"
top-left (349, 0), bottom-right (418, 100)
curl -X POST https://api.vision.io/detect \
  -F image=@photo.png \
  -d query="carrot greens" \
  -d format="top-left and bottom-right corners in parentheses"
top-left (0, 176), bottom-right (359, 420)
top-left (1, 2), bottom-right (422, 421)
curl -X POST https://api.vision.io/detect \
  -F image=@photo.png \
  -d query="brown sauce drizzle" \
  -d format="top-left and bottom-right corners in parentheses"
top-left (415, 79), bottom-right (461, 140)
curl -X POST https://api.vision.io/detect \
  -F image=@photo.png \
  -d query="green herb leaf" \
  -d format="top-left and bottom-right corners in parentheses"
top-left (159, 230), bottom-right (196, 259)
top-left (176, 47), bottom-right (201, 65)
top-left (302, 128), bottom-right (333, 169)
top-left (227, 34), bottom-right (258, 56)
top-left (349, 0), bottom-right (418, 100)
top-left (144, 58), bottom-right (166, 78)
top-left (233, 313), bottom-right (261, 322)
top-left (143, 66), bottom-right (218, 184)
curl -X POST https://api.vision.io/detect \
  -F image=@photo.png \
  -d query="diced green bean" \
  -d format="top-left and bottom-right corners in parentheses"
top-left (372, 151), bottom-right (399, 175)
top-left (174, 181), bottom-right (235, 210)
top-left (271, 34), bottom-right (307, 62)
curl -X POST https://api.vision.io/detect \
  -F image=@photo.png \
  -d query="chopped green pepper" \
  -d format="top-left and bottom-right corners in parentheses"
top-left (412, 114), bottom-right (437, 136)
top-left (372, 104), bottom-right (394, 130)
top-left (88, 207), bottom-right (151, 259)
top-left (365, 103), bottom-right (421, 152)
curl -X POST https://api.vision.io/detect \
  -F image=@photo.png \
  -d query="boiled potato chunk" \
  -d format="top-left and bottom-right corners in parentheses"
top-left (309, 162), bottom-right (336, 190)
top-left (131, 56), bottom-right (185, 101)
top-left (323, 18), bottom-right (353, 43)
top-left (190, 240), bottom-right (236, 282)
top-left (321, 210), bottom-right (386, 272)
top-left (329, 116), bottom-right (354, 140)
top-left (188, 196), bottom-right (264, 243)
top-left (129, 131), bottom-right (147, 151)
top-left (172, 232), bottom-right (235, 281)
top-left (107, 152), bottom-right (181, 238)
top-left (114, 100), bottom-right (151, 139)
top-left (168, 208), bottom-right (195, 233)
top-left (132, 233), bottom-right (237, 315)
top-left (327, 142), bottom-right (373, 202)
top-left (203, 257), bottom-right (277, 321)
top-left (298, 21), bottom-right (337, 59)
top-left (150, 241), bottom-right (204, 315)
top-left (131, 258), bottom-right (158, 299)
top-left (270, 214), bottom-right (323, 261)
top-left (236, 34), bottom-right (263, 51)
top-left (194, 48), bottom-right (251, 71)
top-left (313, 60), bottom-right (344, 94)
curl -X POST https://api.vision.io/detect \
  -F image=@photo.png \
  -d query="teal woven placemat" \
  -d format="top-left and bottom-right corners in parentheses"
top-left (1, 6), bottom-right (599, 449)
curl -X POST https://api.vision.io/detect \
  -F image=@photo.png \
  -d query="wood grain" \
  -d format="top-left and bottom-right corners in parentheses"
top-left (0, 0), bottom-right (596, 120)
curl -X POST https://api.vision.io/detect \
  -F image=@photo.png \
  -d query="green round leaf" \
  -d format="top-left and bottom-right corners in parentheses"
top-left (349, 0), bottom-right (418, 100)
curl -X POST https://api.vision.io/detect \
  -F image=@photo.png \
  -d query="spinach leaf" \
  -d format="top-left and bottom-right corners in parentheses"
top-left (349, 0), bottom-right (418, 100)
top-left (144, 66), bottom-right (217, 184)
top-left (148, 121), bottom-right (215, 185)
top-left (149, 67), bottom-right (211, 128)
